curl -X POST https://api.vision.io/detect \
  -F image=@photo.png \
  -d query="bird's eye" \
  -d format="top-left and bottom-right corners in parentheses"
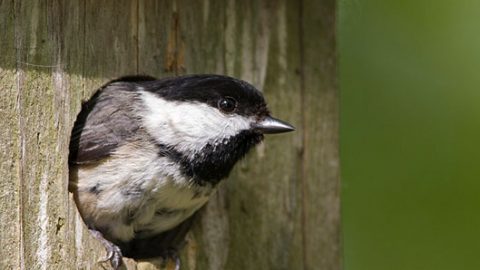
top-left (218, 97), bottom-right (237, 113)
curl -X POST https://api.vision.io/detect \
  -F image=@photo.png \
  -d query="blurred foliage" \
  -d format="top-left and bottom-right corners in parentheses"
top-left (340, 1), bottom-right (480, 269)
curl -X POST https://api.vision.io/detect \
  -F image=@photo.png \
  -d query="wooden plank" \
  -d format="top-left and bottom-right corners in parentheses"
top-left (10, 1), bottom-right (106, 268)
top-left (0, 1), bottom-right (130, 269)
top-left (83, 0), bottom-right (139, 87)
top-left (0, 0), bottom-right (21, 269)
top-left (301, 0), bottom-right (341, 269)
top-left (59, 1), bottom-right (109, 268)
top-left (138, 0), bottom-right (176, 77)
top-left (220, 1), bottom-right (305, 269)
top-left (178, 0), bottom-right (226, 75)
top-left (14, 1), bottom-right (63, 268)
top-left (9, 1), bottom-right (91, 269)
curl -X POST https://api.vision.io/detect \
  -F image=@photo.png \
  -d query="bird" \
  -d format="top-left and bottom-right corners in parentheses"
top-left (68, 74), bottom-right (294, 269)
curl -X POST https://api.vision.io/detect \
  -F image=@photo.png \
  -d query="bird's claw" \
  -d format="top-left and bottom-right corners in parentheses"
top-left (89, 229), bottom-right (123, 270)
top-left (103, 244), bottom-right (122, 269)
top-left (160, 248), bottom-right (181, 270)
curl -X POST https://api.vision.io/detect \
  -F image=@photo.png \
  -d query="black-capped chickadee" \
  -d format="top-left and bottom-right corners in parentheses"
top-left (69, 75), bottom-right (294, 269)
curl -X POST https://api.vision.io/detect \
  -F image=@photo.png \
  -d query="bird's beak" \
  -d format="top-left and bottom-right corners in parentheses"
top-left (252, 116), bottom-right (295, 134)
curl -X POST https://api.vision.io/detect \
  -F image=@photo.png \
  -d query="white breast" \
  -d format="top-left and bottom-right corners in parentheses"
top-left (131, 179), bottom-right (213, 238)
top-left (73, 141), bottom-right (215, 242)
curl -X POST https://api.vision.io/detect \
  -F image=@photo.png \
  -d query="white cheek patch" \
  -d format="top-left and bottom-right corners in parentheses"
top-left (140, 91), bottom-right (252, 154)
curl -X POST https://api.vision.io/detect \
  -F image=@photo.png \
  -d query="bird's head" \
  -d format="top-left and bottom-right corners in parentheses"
top-left (137, 75), bottom-right (294, 183)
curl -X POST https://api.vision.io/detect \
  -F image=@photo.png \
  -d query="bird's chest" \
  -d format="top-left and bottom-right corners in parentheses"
top-left (131, 179), bottom-right (214, 238)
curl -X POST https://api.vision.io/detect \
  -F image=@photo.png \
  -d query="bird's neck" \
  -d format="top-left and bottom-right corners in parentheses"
top-left (158, 130), bottom-right (263, 185)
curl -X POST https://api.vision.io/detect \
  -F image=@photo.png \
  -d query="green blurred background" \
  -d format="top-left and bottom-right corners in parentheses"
top-left (339, 1), bottom-right (480, 269)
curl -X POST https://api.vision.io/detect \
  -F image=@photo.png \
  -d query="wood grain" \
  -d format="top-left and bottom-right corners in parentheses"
top-left (0, 1), bottom-right (339, 269)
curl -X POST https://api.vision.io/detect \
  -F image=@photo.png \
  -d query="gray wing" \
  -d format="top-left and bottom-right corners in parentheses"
top-left (69, 83), bottom-right (141, 164)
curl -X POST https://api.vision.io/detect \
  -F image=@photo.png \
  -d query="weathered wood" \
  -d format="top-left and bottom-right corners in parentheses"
top-left (219, 1), bottom-right (305, 270)
top-left (0, 1), bottom-right (21, 269)
top-left (0, 1), bottom-right (339, 269)
top-left (301, 1), bottom-right (341, 269)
